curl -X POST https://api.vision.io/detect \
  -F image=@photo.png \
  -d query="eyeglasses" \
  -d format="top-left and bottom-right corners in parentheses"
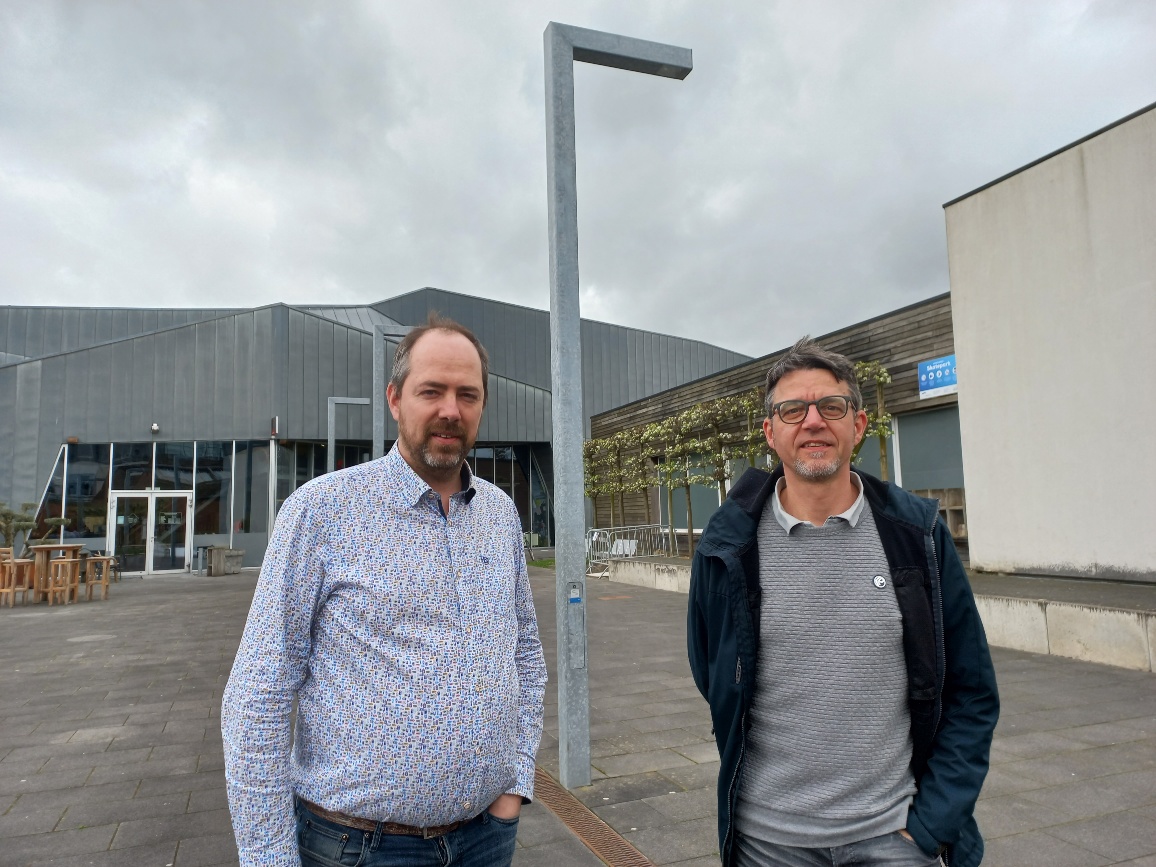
top-left (771, 395), bottom-right (855, 424)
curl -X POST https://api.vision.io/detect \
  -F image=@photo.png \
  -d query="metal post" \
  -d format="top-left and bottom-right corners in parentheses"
top-left (373, 325), bottom-right (387, 460)
top-left (544, 21), bottom-right (692, 789)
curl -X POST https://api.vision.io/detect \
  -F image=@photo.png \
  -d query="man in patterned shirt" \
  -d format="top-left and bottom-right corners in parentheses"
top-left (222, 314), bottom-right (547, 867)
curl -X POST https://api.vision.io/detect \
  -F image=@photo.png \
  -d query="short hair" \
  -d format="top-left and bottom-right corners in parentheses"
top-left (763, 336), bottom-right (862, 417)
top-left (389, 312), bottom-right (490, 404)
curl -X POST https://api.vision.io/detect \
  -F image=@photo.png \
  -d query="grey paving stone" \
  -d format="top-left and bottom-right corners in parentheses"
top-left (513, 833), bottom-right (602, 866)
top-left (622, 815), bottom-right (718, 865)
top-left (42, 746), bottom-right (152, 773)
top-left (974, 792), bottom-right (1082, 838)
top-left (0, 824), bottom-right (118, 862)
top-left (978, 765), bottom-right (1049, 799)
top-left (659, 761), bottom-right (721, 792)
top-left (574, 772), bottom-right (681, 808)
top-left (672, 741), bottom-right (718, 764)
top-left (134, 769), bottom-right (226, 801)
top-left (0, 768), bottom-right (94, 797)
top-left (58, 792), bottom-right (189, 831)
top-left (982, 830), bottom-right (1111, 867)
top-left (25, 841), bottom-right (178, 867)
top-left (641, 787), bottom-right (717, 822)
top-left (630, 711), bottom-right (711, 734)
top-left (593, 798), bottom-right (671, 833)
top-left (593, 748), bottom-right (693, 777)
top-left (87, 754), bottom-right (199, 786)
top-left (591, 729), bottom-right (706, 759)
top-left (0, 760), bottom-right (51, 778)
top-left (110, 806), bottom-right (233, 850)
top-left (513, 800), bottom-right (579, 848)
top-left (998, 730), bottom-right (1093, 759)
top-left (1005, 741), bottom-right (1156, 786)
top-left (6, 780), bottom-right (141, 813)
top-left (1047, 809), bottom-right (1156, 862)
top-left (0, 801), bottom-right (66, 836)
top-left (187, 787), bottom-right (229, 814)
top-left (173, 830), bottom-right (239, 866)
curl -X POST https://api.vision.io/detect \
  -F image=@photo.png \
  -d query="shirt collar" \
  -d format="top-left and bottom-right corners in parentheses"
top-left (385, 444), bottom-right (477, 507)
top-left (771, 472), bottom-right (865, 532)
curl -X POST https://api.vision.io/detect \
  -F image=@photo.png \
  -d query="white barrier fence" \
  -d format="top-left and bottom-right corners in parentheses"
top-left (585, 523), bottom-right (672, 575)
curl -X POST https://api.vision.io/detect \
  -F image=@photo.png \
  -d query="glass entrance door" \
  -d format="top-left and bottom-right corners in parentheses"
top-left (109, 491), bottom-right (193, 575)
top-left (152, 494), bottom-right (191, 572)
top-left (113, 495), bottom-right (149, 574)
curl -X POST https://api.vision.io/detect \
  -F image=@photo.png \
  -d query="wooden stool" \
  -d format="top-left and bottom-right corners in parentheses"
top-left (45, 560), bottom-right (73, 605)
top-left (85, 556), bottom-right (113, 601)
top-left (11, 558), bottom-right (35, 605)
top-left (0, 559), bottom-right (15, 608)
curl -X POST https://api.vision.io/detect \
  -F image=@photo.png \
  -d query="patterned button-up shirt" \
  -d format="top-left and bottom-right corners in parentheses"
top-left (222, 446), bottom-right (547, 867)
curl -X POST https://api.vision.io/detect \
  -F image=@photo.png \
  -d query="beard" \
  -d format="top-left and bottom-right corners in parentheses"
top-left (792, 454), bottom-right (842, 481)
top-left (399, 421), bottom-right (473, 474)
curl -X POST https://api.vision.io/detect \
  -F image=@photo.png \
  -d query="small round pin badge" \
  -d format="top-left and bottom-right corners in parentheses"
top-left (873, 575), bottom-right (887, 589)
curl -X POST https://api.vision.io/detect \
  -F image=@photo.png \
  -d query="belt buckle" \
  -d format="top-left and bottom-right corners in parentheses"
top-left (421, 825), bottom-right (439, 840)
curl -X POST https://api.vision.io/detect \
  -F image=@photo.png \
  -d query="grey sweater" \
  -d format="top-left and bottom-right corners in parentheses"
top-left (735, 498), bottom-right (916, 847)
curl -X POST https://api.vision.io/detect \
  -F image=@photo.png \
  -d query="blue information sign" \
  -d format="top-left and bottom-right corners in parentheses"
top-left (917, 354), bottom-right (957, 399)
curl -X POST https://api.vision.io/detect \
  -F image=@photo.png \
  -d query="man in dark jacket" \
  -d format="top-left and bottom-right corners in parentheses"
top-left (687, 338), bottom-right (998, 867)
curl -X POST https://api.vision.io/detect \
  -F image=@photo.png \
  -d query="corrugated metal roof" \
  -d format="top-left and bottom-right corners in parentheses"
top-left (298, 305), bottom-right (410, 335)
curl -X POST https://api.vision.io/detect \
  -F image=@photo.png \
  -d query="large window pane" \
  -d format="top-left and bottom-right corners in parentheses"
top-left (32, 447), bottom-right (66, 542)
top-left (65, 444), bottom-right (111, 547)
top-left (232, 441), bottom-right (269, 566)
top-left (112, 442), bottom-right (152, 491)
top-left (472, 447), bottom-right (494, 483)
top-left (155, 442), bottom-right (195, 491)
top-left (335, 441), bottom-right (371, 471)
top-left (276, 442), bottom-right (295, 513)
top-left (193, 441), bottom-right (232, 536)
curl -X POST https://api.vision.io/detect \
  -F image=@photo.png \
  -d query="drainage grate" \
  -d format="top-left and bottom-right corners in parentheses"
top-left (534, 767), bottom-right (656, 867)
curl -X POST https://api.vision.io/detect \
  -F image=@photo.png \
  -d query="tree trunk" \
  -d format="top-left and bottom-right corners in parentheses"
top-left (666, 481), bottom-right (676, 554)
top-left (684, 482), bottom-right (695, 559)
top-left (876, 379), bottom-right (890, 482)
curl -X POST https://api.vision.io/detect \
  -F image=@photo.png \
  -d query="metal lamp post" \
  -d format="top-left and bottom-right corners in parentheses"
top-left (544, 21), bottom-right (692, 789)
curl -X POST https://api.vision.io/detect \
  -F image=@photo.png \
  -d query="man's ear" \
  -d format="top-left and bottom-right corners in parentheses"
top-left (762, 416), bottom-right (775, 452)
top-left (386, 383), bottom-right (401, 421)
top-left (853, 408), bottom-right (868, 444)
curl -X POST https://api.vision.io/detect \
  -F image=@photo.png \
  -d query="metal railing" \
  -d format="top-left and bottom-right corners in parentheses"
top-left (585, 523), bottom-right (671, 575)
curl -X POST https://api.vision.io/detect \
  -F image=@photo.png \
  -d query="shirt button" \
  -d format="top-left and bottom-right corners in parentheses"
top-left (476, 745), bottom-right (483, 755)
top-left (463, 801), bottom-right (471, 809)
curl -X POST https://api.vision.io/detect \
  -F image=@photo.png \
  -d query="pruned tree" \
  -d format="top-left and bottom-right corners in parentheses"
top-left (617, 426), bottom-right (655, 526)
top-left (0, 502), bottom-right (37, 549)
top-left (854, 360), bottom-right (894, 480)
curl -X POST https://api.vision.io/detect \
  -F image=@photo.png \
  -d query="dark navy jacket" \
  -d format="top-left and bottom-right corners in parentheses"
top-left (687, 465), bottom-right (999, 867)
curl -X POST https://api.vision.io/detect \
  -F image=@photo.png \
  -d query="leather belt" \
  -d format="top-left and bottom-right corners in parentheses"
top-left (298, 798), bottom-right (469, 839)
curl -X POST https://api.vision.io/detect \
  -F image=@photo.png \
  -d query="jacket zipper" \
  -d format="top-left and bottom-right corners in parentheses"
top-left (929, 507), bottom-right (947, 867)
top-left (724, 712), bottom-right (746, 860)
top-left (928, 508), bottom-right (944, 740)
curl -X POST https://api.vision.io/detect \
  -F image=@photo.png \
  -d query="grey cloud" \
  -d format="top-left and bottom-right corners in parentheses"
top-left (1, 0), bottom-right (1154, 356)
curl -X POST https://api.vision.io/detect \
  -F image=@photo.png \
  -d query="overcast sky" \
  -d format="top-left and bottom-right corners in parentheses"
top-left (2, 1), bottom-right (1154, 357)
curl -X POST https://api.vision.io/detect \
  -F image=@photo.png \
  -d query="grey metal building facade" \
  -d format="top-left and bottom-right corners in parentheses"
top-left (0, 287), bottom-right (747, 573)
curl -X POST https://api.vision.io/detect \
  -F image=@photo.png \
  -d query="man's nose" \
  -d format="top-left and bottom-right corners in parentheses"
top-left (437, 394), bottom-right (462, 420)
top-left (801, 404), bottom-right (827, 427)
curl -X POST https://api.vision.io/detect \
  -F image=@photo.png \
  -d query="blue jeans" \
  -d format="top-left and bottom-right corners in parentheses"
top-left (735, 830), bottom-right (944, 866)
top-left (296, 799), bottom-right (519, 867)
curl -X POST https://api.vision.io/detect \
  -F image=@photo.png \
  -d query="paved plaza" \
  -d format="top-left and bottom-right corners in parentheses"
top-left (0, 568), bottom-right (1154, 865)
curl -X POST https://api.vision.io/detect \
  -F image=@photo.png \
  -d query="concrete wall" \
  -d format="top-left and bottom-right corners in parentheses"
top-left (945, 106), bottom-right (1156, 582)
